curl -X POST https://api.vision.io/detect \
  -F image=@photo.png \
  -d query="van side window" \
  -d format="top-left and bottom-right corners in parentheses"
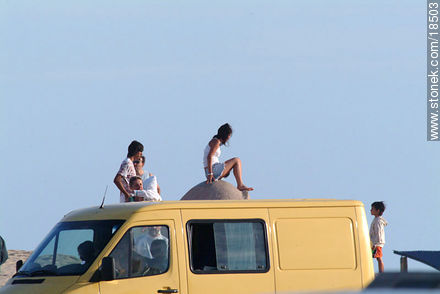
top-left (109, 225), bottom-right (169, 279)
top-left (188, 220), bottom-right (268, 273)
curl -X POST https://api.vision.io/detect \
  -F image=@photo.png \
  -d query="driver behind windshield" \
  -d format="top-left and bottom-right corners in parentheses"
top-left (78, 241), bottom-right (95, 266)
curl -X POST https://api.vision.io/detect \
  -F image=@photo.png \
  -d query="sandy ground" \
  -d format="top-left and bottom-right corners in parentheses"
top-left (0, 250), bottom-right (32, 287)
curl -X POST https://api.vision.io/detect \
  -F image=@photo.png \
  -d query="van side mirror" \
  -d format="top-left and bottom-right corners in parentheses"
top-left (101, 257), bottom-right (115, 281)
top-left (16, 260), bottom-right (23, 272)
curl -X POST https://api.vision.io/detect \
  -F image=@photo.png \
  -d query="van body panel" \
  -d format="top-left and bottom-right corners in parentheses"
top-left (62, 202), bottom-right (153, 221)
top-left (355, 206), bottom-right (375, 287)
top-left (181, 208), bottom-right (275, 294)
top-left (275, 217), bottom-right (356, 270)
top-left (61, 200), bottom-right (365, 223)
top-left (0, 276), bottom-right (80, 294)
top-left (59, 282), bottom-right (99, 294)
top-left (76, 209), bottom-right (181, 286)
top-left (99, 210), bottom-right (183, 294)
top-left (269, 207), bottom-right (363, 292)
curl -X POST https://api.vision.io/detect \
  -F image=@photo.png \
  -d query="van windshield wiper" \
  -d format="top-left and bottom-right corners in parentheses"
top-left (13, 271), bottom-right (31, 277)
top-left (13, 269), bottom-right (59, 277)
top-left (28, 269), bottom-right (59, 277)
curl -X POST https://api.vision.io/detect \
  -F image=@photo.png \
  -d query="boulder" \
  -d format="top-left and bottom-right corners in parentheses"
top-left (181, 180), bottom-right (249, 200)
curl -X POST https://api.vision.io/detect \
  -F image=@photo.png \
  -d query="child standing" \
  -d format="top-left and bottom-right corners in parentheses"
top-left (370, 201), bottom-right (388, 273)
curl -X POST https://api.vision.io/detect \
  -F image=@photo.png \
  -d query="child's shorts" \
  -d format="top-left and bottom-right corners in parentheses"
top-left (372, 246), bottom-right (383, 258)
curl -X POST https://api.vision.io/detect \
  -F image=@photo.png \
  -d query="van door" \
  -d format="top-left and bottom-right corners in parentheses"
top-left (270, 207), bottom-right (362, 292)
top-left (182, 208), bottom-right (275, 294)
top-left (99, 217), bottom-right (181, 294)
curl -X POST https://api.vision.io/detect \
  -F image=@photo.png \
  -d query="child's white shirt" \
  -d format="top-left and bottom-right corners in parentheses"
top-left (133, 175), bottom-right (162, 202)
top-left (134, 188), bottom-right (162, 202)
top-left (369, 216), bottom-right (388, 247)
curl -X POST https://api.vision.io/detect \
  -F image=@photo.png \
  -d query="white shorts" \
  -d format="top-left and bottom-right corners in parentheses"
top-left (205, 163), bottom-right (225, 180)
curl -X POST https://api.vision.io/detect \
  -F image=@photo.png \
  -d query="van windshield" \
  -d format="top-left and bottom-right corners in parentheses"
top-left (16, 220), bottom-right (124, 277)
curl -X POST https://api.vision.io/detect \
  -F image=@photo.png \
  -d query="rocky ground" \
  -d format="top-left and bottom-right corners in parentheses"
top-left (0, 250), bottom-right (32, 287)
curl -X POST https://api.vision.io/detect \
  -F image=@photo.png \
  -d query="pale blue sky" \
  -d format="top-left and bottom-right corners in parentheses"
top-left (1, 1), bottom-right (438, 272)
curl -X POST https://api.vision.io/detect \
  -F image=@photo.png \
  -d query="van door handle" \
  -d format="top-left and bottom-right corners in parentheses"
top-left (157, 289), bottom-right (178, 293)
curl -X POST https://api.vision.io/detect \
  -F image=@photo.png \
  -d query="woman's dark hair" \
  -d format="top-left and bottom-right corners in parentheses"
top-left (127, 140), bottom-right (144, 157)
top-left (371, 201), bottom-right (386, 216)
top-left (214, 123), bottom-right (233, 144)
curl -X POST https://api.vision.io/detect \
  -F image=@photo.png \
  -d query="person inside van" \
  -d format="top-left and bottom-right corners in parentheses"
top-left (143, 239), bottom-right (168, 275)
top-left (77, 241), bottom-right (95, 267)
top-left (203, 123), bottom-right (253, 191)
top-left (114, 140), bottom-right (144, 203)
top-left (135, 226), bottom-right (168, 259)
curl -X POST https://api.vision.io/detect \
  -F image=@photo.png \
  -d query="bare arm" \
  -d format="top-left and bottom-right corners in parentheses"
top-left (113, 174), bottom-right (131, 201)
top-left (206, 138), bottom-right (220, 183)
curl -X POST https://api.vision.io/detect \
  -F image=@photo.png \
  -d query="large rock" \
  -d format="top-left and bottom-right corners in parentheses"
top-left (181, 180), bottom-right (249, 200)
top-left (0, 250), bottom-right (32, 287)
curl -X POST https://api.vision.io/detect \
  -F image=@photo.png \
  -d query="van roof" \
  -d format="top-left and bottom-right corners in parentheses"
top-left (62, 199), bottom-right (365, 222)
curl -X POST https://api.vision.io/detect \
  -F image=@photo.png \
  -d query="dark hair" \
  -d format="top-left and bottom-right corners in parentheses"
top-left (150, 239), bottom-right (167, 257)
top-left (371, 201), bottom-right (386, 216)
top-left (214, 123), bottom-right (233, 144)
top-left (127, 140), bottom-right (144, 157)
top-left (129, 176), bottom-right (142, 187)
top-left (78, 241), bottom-right (94, 262)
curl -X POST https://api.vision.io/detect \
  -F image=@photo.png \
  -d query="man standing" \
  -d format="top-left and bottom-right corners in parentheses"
top-left (114, 140), bottom-right (144, 202)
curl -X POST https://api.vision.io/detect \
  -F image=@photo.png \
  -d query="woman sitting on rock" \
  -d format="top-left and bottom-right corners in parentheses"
top-left (203, 123), bottom-right (253, 191)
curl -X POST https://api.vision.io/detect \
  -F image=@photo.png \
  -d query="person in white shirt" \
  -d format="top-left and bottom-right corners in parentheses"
top-left (128, 176), bottom-right (162, 202)
top-left (114, 140), bottom-right (144, 203)
top-left (135, 226), bottom-right (169, 259)
top-left (203, 123), bottom-right (253, 191)
top-left (369, 201), bottom-right (388, 273)
top-left (133, 155), bottom-right (161, 195)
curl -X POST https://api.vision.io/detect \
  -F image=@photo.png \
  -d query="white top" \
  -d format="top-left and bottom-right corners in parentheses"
top-left (140, 170), bottom-right (150, 182)
top-left (133, 189), bottom-right (162, 202)
top-left (203, 140), bottom-right (221, 167)
top-left (133, 175), bottom-right (162, 202)
top-left (369, 216), bottom-right (388, 247)
top-left (135, 233), bottom-right (169, 259)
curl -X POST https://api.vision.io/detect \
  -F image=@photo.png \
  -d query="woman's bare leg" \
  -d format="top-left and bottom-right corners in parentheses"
top-left (219, 157), bottom-right (253, 191)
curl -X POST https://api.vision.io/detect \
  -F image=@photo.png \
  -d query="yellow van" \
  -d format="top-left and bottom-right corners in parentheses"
top-left (0, 199), bottom-right (374, 294)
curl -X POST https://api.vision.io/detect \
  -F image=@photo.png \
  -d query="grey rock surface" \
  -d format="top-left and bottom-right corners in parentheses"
top-left (181, 180), bottom-right (249, 200)
top-left (0, 250), bottom-right (32, 287)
